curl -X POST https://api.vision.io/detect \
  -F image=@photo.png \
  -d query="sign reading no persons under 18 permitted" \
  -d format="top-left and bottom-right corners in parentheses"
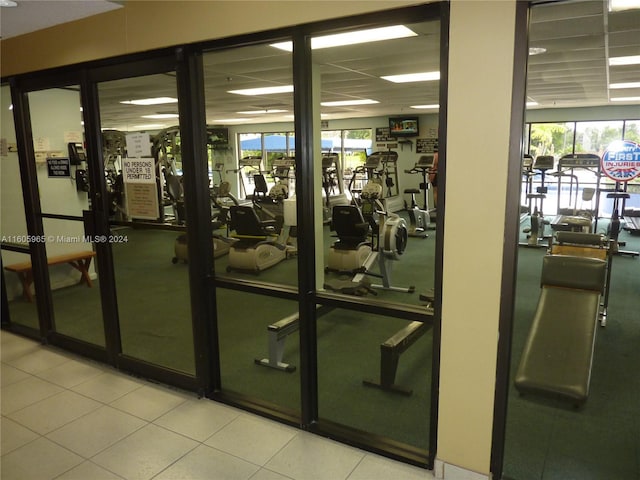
top-left (601, 140), bottom-right (640, 182)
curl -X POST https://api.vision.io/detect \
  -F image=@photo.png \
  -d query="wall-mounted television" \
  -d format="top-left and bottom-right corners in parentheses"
top-left (389, 116), bottom-right (419, 137)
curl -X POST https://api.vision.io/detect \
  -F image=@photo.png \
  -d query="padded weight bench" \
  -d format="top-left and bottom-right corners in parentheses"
top-left (514, 255), bottom-right (607, 406)
top-left (4, 250), bottom-right (96, 302)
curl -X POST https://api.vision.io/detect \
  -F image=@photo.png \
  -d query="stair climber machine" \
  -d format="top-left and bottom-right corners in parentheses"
top-left (403, 155), bottom-right (435, 238)
top-left (521, 155), bottom-right (555, 248)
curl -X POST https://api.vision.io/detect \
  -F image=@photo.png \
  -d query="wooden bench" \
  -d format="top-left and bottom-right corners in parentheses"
top-left (4, 251), bottom-right (96, 302)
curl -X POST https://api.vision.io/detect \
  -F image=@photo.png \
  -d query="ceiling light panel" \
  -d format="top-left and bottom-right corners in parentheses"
top-left (609, 55), bottom-right (640, 66)
top-left (120, 97), bottom-right (178, 105)
top-left (381, 71), bottom-right (440, 83)
top-left (320, 99), bottom-right (379, 106)
top-left (228, 85), bottom-right (293, 95)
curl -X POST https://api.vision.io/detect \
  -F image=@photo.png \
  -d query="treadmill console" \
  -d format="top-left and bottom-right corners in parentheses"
top-left (533, 155), bottom-right (555, 171)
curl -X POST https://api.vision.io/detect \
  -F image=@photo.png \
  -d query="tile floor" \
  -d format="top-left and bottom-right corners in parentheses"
top-left (1, 330), bottom-right (434, 480)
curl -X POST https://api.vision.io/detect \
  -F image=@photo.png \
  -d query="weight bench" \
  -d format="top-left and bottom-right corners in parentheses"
top-left (4, 250), bottom-right (96, 302)
top-left (363, 320), bottom-right (431, 396)
top-left (254, 305), bottom-right (332, 372)
top-left (514, 255), bottom-right (607, 406)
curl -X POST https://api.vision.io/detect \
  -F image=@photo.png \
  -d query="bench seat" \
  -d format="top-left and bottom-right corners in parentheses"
top-left (4, 250), bottom-right (96, 302)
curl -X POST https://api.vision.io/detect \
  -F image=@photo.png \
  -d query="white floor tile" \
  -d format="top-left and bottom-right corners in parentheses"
top-left (154, 397), bottom-right (240, 441)
top-left (109, 384), bottom-right (189, 421)
top-left (205, 414), bottom-right (298, 466)
top-left (35, 358), bottom-right (104, 388)
top-left (92, 423), bottom-right (198, 480)
top-left (7, 389), bottom-right (102, 434)
top-left (1, 363), bottom-right (31, 387)
top-left (250, 468), bottom-right (296, 480)
top-left (347, 454), bottom-right (433, 480)
top-left (0, 436), bottom-right (83, 480)
top-left (1, 416), bottom-right (39, 455)
top-left (154, 444), bottom-right (259, 480)
top-left (54, 461), bottom-right (124, 480)
top-left (46, 405), bottom-right (146, 457)
top-left (71, 370), bottom-right (145, 403)
top-left (0, 334), bottom-right (39, 363)
top-left (265, 431), bottom-right (365, 480)
top-left (4, 347), bottom-right (72, 374)
top-left (0, 376), bottom-right (64, 415)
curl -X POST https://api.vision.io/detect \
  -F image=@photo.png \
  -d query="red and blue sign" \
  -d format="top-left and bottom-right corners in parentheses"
top-left (601, 140), bottom-right (640, 182)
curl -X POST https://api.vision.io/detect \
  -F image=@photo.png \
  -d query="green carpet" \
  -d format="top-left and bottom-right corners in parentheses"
top-left (503, 218), bottom-right (640, 480)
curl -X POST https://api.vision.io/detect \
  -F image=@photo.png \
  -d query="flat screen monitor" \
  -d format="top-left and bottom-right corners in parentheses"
top-left (389, 116), bottom-right (419, 137)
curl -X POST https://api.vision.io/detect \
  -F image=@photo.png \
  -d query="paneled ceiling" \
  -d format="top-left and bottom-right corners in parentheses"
top-left (2, 1), bottom-right (639, 130)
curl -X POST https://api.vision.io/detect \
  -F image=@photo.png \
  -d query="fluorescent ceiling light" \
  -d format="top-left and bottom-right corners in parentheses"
top-left (228, 85), bottom-right (293, 96)
top-left (237, 109), bottom-right (288, 114)
top-left (0, 0), bottom-right (18, 7)
top-left (526, 101), bottom-right (539, 107)
top-left (609, 82), bottom-right (640, 89)
top-left (410, 104), bottom-right (439, 109)
top-left (609, 55), bottom-right (640, 66)
top-left (142, 114), bottom-right (179, 119)
top-left (121, 97), bottom-right (178, 106)
top-left (270, 25), bottom-right (417, 52)
top-left (609, 0), bottom-right (640, 11)
top-left (133, 124), bottom-right (166, 129)
top-left (212, 118), bottom-right (254, 123)
top-left (321, 99), bottom-right (379, 107)
top-left (381, 71), bottom-right (440, 83)
top-left (528, 47), bottom-right (547, 55)
top-left (611, 96), bottom-right (640, 102)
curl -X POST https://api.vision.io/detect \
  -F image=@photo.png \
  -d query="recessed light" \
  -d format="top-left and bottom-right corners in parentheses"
top-left (320, 99), bottom-right (379, 107)
top-left (236, 109), bottom-right (288, 114)
top-left (529, 47), bottom-right (547, 56)
top-left (0, 0), bottom-right (18, 7)
top-left (526, 101), bottom-right (539, 107)
top-left (270, 25), bottom-right (417, 52)
top-left (133, 124), bottom-right (166, 129)
top-left (609, 55), bottom-right (640, 66)
top-left (609, 0), bottom-right (640, 11)
top-left (212, 118), bottom-right (254, 123)
top-left (121, 97), bottom-right (178, 106)
top-left (410, 104), bottom-right (439, 109)
top-left (381, 71), bottom-right (440, 83)
top-left (141, 114), bottom-right (180, 119)
top-left (609, 82), bottom-right (640, 89)
top-left (228, 85), bottom-right (293, 96)
top-left (611, 96), bottom-right (640, 102)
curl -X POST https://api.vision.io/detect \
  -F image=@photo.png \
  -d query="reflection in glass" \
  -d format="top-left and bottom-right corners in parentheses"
top-left (26, 87), bottom-right (105, 345)
top-left (204, 44), bottom-right (298, 287)
top-left (98, 74), bottom-right (195, 373)
top-left (315, 20), bottom-right (440, 308)
top-left (317, 307), bottom-right (432, 451)
top-left (1, 85), bottom-right (40, 330)
top-left (217, 288), bottom-right (300, 414)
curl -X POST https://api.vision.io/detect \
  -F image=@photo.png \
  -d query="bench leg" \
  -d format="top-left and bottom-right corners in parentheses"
top-left (68, 258), bottom-right (93, 287)
top-left (16, 271), bottom-right (34, 302)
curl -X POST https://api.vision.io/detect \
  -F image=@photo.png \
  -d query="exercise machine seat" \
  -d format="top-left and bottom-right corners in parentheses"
top-left (330, 205), bottom-right (370, 249)
top-left (229, 205), bottom-right (277, 238)
top-left (514, 255), bottom-right (606, 405)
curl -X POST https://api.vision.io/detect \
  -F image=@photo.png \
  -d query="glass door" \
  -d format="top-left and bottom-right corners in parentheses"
top-left (97, 72), bottom-right (196, 375)
top-left (26, 85), bottom-right (106, 346)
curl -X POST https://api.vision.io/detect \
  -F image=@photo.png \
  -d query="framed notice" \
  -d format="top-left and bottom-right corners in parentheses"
top-left (46, 157), bottom-right (71, 178)
top-left (416, 138), bottom-right (439, 154)
top-left (123, 157), bottom-right (159, 219)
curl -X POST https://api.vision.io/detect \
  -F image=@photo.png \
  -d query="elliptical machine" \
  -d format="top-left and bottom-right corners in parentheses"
top-left (521, 155), bottom-right (554, 247)
top-left (403, 155), bottom-right (434, 238)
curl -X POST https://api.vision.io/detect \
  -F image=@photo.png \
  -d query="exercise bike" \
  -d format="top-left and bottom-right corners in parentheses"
top-left (520, 155), bottom-right (554, 248)
top-left (403, 155), bottom-right (434, 238)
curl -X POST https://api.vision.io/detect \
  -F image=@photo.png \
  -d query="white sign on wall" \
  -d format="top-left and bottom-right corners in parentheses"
top-left (125, 132), bottom-right (152, 158)
top-left (122, 157), bottom-right (158, 220)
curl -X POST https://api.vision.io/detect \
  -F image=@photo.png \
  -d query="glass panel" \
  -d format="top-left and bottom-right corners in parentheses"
top-left (506, 2), bottom-right (640, 479)
top-left (1, 86), bottom-right (39, 329)
top-left (217, 288), bottom-right (300, 414)
top-left (315, 20), bottom-right (440, 309)
top-left (27, 86), bottom-right (105, 346)
top-left (98, 73), bottom-right (195, 374)
top-left (317, 306), bottom-right (432, 451)
top-left (204, 44), bottom-right (297, 288)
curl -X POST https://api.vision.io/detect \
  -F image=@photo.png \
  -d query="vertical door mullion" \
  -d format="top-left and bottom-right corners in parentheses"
top-left (292, 30), bottom-right (318, 426)
top-left (176, 47), bottom-right (217, 396)
top-left (80, 72), bottom-right (122, 364)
